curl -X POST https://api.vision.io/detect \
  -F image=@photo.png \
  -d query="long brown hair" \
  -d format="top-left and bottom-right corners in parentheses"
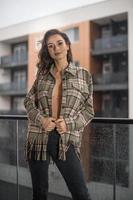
top-left (37, 29), bottom-right (73, 73)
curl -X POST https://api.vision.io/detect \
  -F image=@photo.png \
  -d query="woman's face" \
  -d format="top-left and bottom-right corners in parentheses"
top-left (47, 34), bottom-right (69, 61)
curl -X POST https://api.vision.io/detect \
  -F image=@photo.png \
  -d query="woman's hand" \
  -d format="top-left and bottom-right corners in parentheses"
top-left (41, 117), bottom-right (56, 132)
top-left (55, 116), bottom-right (67, 134)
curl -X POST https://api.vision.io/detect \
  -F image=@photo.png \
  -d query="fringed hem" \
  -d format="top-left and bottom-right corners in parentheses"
top-left (25, 142), bottom-right (48, 161)
top-left (58, 144), bottom-right (80, 161)
top-left (25, 134), bottom-right (49, 161)
top-left (58, 144), bottom-right (70, 161)
top-left (25, 132), bottom-right (81, 161)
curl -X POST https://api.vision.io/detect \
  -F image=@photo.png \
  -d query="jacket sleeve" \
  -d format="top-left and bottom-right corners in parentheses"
top-left (24, 76), bottom-right (43, 126)
top-left (64, 72), bottom-right (94, 132)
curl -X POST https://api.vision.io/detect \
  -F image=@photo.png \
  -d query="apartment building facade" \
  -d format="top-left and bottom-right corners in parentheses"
top-left (0, 42), bottom-right (27, 114)
top-left (0, 0), bottom-right (133, 199)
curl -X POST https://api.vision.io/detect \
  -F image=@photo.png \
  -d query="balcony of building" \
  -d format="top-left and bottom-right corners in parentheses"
top-left (91, 34), bottom-right (128, 56)
top-left (0, 110), bottom-right (26, 115)
top-left (95, 110), bottom-right (128, 118)
top-left (0, 115), bottom-right (133, 200)
top-left (0, 81), bottom-right (27, 95)
top-left (93, 72), bottom-right (128, 91)
top-left (0, 53), bottom-right (28, 69)
top-left (94, 89), bottom-right (128, 118)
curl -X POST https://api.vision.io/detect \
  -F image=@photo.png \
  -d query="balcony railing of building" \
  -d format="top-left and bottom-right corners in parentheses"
top-left (0, 115), bottom-right (133, 200)
top-left (91, 34), bottom-right (128, 55)
top-left (95, 110), bottom-right (128, 118)
top-left (0, 110), bottom-right (26, 115)
top-left (0, 81), bottom-right (27, 95)
top-left (0, 54), bottom-right (28, 68)
top-left (93, 72), bottom-right (128, 91)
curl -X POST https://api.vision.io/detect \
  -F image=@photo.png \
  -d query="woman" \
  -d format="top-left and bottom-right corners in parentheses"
top-left (24, 29), bottom-right (94, 200)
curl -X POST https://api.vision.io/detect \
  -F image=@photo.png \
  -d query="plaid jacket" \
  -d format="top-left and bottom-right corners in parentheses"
top-left (24, 62), bottom-right (94, 160)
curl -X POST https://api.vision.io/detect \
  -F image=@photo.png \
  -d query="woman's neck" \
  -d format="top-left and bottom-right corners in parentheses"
top-left (54, 59), bottom-right (68, 72)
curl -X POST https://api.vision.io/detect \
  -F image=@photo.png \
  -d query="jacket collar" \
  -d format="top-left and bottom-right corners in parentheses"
top-left (65, 62), bottom-right (77, 76)
top-left (49, 62), bottom-right (77, 77)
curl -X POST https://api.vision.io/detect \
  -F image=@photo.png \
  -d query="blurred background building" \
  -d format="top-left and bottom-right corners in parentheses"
top-left (0, 0), bottom-right (133, 199)
top-left (0, 0), bottom-right (132, 118)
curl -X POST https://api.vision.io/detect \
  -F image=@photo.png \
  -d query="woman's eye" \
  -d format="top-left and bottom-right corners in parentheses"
top-left (58, 41), bottom-right (63, 46)
top-left (48, 44), bottom-right (54, 49)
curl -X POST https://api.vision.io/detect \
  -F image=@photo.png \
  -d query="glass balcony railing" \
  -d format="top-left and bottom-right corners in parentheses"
top-left (92, 34), bottom-right (128, 55)
top-left (0, 110), bottom-right (26, 115)
top-left (0, 115), bottom-right (133, 200)
top-left (0, 81), bottom-right (27, 95)
top-left (0, 54), bottom-right (28, 68)
top-left (93, 72), bottom-right (128, 91)
top-left (95, 110), bottom-right (128, 118)
top-left (93, 72), bottom-right (128, 84)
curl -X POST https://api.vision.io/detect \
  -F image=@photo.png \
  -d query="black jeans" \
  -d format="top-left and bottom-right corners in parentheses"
top-left (28, 129), bottom-right (91, 200)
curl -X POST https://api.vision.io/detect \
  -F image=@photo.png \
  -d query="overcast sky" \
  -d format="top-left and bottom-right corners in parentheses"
top-left (0, 0), bottom-right (107, 29)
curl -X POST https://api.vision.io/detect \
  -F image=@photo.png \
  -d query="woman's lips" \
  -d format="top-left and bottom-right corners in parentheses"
top-left (55, 52), bottom-right (61, 56)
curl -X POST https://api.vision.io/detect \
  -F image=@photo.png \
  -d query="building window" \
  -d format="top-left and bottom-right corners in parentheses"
top-left (113, 20), bottom-right (127, 36)
top-left (35, 39), bottom-right (42, 51)
top-left (13, 70), bottom-right (26, 84)
top-left (101, 25), bottom-right (112, 37)
top-left (102, 93), bottom-right (112, 115)
top-left (12, 43), bottom-right (27, 64)
top-left (64, 27), bottom-right (79, 42)
top-left (101, 91), bottom-right (128, 118)
top-left (12, 97), bottom-right (25, 111)
top-left (12, 70), bottom-right (27, 90)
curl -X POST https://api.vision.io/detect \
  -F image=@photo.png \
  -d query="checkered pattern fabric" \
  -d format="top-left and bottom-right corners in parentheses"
top-left (24, 62), bottom-right (94, 160)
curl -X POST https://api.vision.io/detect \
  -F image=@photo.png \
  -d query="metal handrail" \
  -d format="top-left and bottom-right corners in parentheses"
top-left (0, 115), bottom-right (133, 124)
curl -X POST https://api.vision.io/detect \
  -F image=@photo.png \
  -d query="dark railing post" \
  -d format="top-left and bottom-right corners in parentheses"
top-left (113, 124), bottom-right (117, 200)
top-left (16, 120), bottom-right (19, 200)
